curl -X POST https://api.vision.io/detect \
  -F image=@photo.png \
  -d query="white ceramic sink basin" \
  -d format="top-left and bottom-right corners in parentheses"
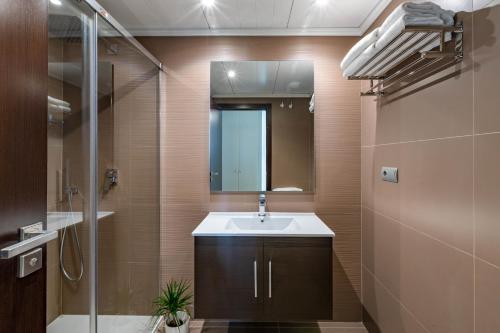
top-left (192, 212), bottom-right (334, 237)
top-left (226, 217), bottom-right (299, 232)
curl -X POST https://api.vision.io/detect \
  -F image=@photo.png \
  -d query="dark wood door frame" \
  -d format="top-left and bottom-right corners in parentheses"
top-left (0, 0), bottom-right (48, 331)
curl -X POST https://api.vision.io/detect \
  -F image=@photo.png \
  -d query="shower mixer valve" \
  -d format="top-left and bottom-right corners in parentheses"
top-left (103, 168), bottom-right (118, 193)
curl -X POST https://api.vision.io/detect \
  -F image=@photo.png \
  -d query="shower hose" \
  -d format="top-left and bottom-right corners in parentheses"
top-left (59, 189), bottom-right (84, 282)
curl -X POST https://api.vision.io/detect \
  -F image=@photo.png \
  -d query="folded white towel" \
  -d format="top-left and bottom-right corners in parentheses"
top-left (343, 43), bottom-right (377, 78)
top-left (380, 2), bottom-right (454, 35)
top-left (48, 96), bottom-right (70, 108)
top-left (272, 187), bottom-right (303, 192)
top-left (340, 28), bottom-right (379, 71)
top-left (376, 15), bottom-right (443, 50)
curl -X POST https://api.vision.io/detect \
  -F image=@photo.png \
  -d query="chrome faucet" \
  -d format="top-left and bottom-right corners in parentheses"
top-left (258, 194), bottom-right (266, 222)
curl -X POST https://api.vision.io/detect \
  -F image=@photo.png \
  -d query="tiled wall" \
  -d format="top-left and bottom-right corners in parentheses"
top-left (361, 1), bottom-right (500, 332)
top-left (139, 36), bottom-right (363, 321)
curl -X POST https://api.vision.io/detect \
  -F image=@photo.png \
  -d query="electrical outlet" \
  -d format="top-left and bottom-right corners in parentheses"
top-left (381, 167), bottom-right (398, 183)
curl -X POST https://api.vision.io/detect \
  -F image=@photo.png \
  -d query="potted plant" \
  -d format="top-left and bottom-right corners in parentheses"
top-left (153, 279), bottom-right (193, 333)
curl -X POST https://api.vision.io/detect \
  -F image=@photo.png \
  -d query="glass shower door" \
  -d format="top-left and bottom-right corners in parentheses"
top-left (46, 0), bottom-right (95, 331)
top-left (95, 15), bottom-right (160, 332)
top-left (47, 1), bottom-right (161, 332)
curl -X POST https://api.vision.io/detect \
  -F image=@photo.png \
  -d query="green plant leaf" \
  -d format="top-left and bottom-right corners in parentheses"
top-left (152, 279), bottom-right (193, 327)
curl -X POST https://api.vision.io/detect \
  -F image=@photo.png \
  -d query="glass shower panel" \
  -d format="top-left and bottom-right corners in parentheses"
top-left (46, 0), bottom-right (94, 331)
top-left (96, 15), bottom-right (160, 331)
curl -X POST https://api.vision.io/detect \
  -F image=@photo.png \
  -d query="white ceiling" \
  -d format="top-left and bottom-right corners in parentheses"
top-left (96, 0), bottom-right (392, 36)
top-left (211, 61), bottom-right (314, 98)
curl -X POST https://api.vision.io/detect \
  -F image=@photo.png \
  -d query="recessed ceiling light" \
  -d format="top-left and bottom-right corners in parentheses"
top-left (315, 0), bottom-right (328, 6)
top-left (50, 0), bottom-right (62, 5)
top-left (227, 70), bottom-right (236, 78)
top-left (202, 0), bottom-right (215, 7)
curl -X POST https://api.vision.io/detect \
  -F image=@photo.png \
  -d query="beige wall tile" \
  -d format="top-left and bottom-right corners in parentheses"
top-left (362, 208), bottom-right (401, 298)
top-left (362, 268), bottom-right (427, 333)
top-left (400, 137), bottom-right (473, 253)
top-left (399, 223), bottom-right (473, 333)
top-left (360, 82), bottom-right (378, 147)
top-left (129, 262), bottom-right (159, 315)
top-left (319, 213), bottom-right (362, 320)
top-left (361, 147), bottom-right (374, 209)
top-left (395, 65), bottom-right (473, 142)
top-left (474, 5), bottom-right (500, 134)
top-left (98, 260), bottom-right (130, 315)
top-left (475, 259), bottom-right (500, 333)
top-left (475, 133), bottom-right (500, 266)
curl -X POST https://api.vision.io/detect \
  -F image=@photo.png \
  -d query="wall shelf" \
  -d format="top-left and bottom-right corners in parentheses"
top-left (348, 23), bottom-right (464, 96)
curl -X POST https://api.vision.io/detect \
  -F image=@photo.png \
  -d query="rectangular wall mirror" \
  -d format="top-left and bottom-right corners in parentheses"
top-left (210, 60), bottom-right (314, 193)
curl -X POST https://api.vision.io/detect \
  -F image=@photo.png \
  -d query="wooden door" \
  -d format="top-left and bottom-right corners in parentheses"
top-left (195, 237), bottom-right (263, 319)
top-left (0, 0), bottom-right (48, 332)
top-left (263, 238), bottom-right (333, 321)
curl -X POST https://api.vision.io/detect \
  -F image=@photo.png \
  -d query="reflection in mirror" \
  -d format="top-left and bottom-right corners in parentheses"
top-left (210, 61), bottom-right (314, 193)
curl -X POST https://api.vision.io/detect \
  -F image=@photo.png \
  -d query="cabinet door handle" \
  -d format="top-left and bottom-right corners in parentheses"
top-left (254, 260), bottom-right (258, 298)
top-left (268, 259), bottom-right (272, 298)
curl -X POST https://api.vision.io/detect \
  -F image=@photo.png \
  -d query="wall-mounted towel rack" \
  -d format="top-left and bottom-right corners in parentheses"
top-left (349, 23), bottom-right (463, 96)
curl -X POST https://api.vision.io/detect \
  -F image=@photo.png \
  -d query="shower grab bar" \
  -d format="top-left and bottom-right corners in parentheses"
top-left (0, 223), bottom-right (57, 259)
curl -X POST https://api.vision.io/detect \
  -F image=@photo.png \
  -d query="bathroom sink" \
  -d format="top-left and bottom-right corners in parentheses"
top-left (192, 212), bottom-right (334, 237)
top-left (226, 217), bottom-right (299, 231)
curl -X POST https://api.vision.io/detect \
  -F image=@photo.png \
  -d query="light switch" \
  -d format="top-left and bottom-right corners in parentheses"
top-left (381, 167), bottom-right (398, 183)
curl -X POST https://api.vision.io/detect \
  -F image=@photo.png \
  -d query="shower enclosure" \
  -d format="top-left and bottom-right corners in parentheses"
top-left (46, 0), bottom-right (161, 332)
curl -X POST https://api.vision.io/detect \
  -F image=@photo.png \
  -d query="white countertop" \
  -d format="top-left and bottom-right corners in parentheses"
top-left (192, 212), bottom-right (335, 237)
top-left (47, 211), bottom-right (114, 232)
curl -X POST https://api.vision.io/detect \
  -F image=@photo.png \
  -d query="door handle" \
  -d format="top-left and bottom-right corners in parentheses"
top-left (254, 260), bottom-right (258, 298)
top-left (0, 222), bottom-right (57, 259)
top-left (268, 259), bottom-right (272, 298)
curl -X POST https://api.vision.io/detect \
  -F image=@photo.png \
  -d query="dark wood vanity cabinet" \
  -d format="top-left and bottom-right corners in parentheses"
top-left (195, 237), bottom-right (332, 321)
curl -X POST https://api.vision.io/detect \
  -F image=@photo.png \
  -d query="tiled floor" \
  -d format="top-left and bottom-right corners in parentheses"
top-left (189, 321), bottom-right (368, 333)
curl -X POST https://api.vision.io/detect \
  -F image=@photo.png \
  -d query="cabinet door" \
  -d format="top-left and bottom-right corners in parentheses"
top-left (195, 237), bottom-right (264, 319)
top-left (263, 238), bottom-right (332, 320)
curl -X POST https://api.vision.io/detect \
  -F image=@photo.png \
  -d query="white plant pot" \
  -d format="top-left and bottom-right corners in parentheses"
top-left (163, 311), bottom-right (189, 333)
